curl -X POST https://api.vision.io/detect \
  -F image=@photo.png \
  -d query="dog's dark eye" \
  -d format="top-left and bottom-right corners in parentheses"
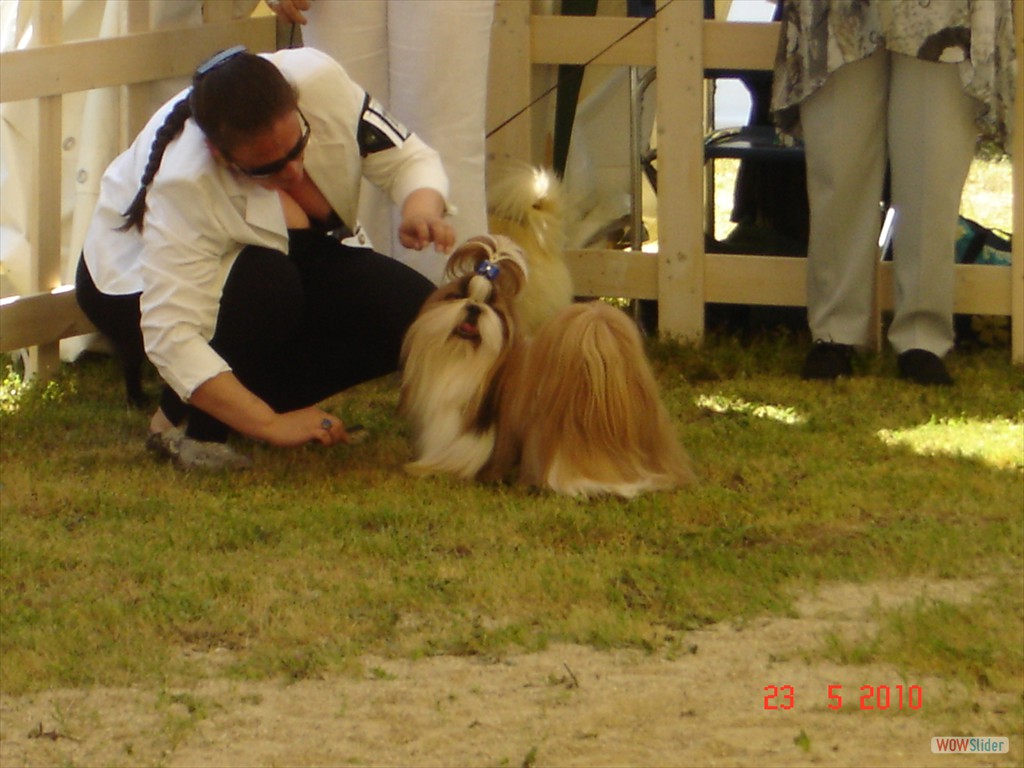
top-left (443, 290), bottom-right (464, 301)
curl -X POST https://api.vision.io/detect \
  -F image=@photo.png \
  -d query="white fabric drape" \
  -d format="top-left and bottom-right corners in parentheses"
top-left (302, 0), bottom-right (494, 285)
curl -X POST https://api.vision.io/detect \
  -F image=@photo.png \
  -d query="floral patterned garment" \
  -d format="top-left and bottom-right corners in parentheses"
top-left (771, 0), bottom-right (1017, 147)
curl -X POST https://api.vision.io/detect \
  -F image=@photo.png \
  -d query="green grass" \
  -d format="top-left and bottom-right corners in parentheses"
top-left (821, 577), bottom-right (1024, 692)
top-left (878, 416), bottom-right (1023, 470)
top-left (1, 332), bottom-right (1021, 712)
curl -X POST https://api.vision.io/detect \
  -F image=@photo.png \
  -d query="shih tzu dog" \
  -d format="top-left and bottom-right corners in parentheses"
top-left (399, 235), bottom-right (526, 480)
top-left (478, 162), bottom-right (574, 335)
top-left (400, 235), bottom-right (694, 498)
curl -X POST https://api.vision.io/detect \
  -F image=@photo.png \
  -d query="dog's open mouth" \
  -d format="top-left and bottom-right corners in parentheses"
top-left (453, 305), bottom-right (483, 341)
top-left (454, 320), bottom-right (480, 340)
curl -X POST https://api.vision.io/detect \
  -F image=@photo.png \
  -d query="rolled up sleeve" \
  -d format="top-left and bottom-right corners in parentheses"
top-left (139, 178), bottom-right (236, 400)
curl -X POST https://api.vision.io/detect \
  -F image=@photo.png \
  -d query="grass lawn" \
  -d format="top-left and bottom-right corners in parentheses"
top-left (1, 329), bottom-right (1021, 727)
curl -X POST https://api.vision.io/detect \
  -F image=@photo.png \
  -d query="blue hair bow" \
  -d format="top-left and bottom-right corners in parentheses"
top-left (475, 260), bottom-right (501, 281)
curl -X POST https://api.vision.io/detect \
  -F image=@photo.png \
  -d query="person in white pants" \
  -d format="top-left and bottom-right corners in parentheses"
top-left (772, 0), bottom-right (1016, 385)
top-left (265, 0), bottom-right (494, 286)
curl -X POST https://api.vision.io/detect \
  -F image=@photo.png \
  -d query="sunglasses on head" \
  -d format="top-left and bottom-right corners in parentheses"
top-left (193, 47), bottom-right (310, 179)
top-left (194, 45), bottom-right (248, 79)
top-left (228, 110), bottom-right (312, 179)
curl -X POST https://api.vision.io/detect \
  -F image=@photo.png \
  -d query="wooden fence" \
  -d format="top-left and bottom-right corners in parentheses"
top-left (0, 2), bottom-right (275, 378)
top-left (486, 0), bottom-right (1024, 363)
top-left (1, 0), bottom-right (1021, 374)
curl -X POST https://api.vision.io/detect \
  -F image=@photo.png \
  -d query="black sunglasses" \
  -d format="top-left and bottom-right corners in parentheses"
top-left (228, 110), bottom-right (312, 179)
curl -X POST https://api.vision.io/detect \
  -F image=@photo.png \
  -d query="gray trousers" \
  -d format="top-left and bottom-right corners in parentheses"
top-left (800, 50), bottom-right (979, 356)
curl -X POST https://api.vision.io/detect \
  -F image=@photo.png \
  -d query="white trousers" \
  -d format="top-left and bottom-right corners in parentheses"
top-left (303, 0), bottom-right (495, 285)
top-left (800, 50), bottom-right (978, 356)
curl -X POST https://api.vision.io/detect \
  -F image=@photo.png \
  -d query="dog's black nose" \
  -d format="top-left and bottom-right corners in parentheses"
top-left (464, 304), bottom-right (482, 322)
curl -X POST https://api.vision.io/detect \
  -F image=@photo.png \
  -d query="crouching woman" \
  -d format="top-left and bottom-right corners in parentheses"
top-left (76, 46), bottom-right (453, 470)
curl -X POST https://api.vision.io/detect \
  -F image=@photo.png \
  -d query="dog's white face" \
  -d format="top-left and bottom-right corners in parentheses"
top-left (399, 255), bottom-right (522, 479)
top-left (402, 236), bottom-right (526, 378)
top-left (401, 269), bottom-right (517, 378)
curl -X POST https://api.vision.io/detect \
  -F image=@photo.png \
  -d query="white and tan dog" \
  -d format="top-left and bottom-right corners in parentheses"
top-left (399, 236), bottom-right (526, 480)
top-left (400, 236), bottom-right (693, 498)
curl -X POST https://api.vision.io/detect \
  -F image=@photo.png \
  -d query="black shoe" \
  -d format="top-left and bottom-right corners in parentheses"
top-left (897, 349), bottom-right (953, 386)
top-left (801, 342), bottom-right (854, 380)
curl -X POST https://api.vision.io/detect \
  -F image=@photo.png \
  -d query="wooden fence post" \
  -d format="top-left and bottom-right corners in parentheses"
top-left (486, 0), bottom-right (533, 165)
top-left (1012, 0), bottom-right (1023, 364)
top-left (24, 0), bottom-right (63, 381)
top-left (655, 0), bottom-right (705, 340)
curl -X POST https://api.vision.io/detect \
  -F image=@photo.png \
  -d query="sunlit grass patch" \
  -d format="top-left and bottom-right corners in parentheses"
top-left (695, 393), bottom-right (806, 425)
top-left (961, 151), bottom-right (1014, 233)
top-left (1, 357), bottom-right (76, 414)
top-left (0, 362), bottom-right (30, 413)
top-left (877, 417), bottom-right (1024, 470)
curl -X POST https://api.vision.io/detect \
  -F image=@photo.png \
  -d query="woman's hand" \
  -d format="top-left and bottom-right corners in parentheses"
top-left (188, 372), bottom-right (351, 448)
top-left (265, 0), bottom-right (311, 25)
top-left (262, 406), bottom-right (353, 447)
top-left (398, 188), bottom-right (455, 253)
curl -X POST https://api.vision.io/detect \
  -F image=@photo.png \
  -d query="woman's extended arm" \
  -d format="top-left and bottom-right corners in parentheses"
top-left (188, 371), bottom-right (350, 447)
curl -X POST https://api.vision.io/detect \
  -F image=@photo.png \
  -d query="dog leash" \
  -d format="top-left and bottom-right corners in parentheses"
top-left (486, 0), bottom-right (674, 140)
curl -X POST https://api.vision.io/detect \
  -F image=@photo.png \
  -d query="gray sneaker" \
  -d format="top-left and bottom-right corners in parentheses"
top-left (146, 426), bottom-right (185, 460)
top-left (174, 438), bottom-right (252, 471)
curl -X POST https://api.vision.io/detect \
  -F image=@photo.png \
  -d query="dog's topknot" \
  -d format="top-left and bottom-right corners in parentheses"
top-left (444, 234), bottom-right (527, 298)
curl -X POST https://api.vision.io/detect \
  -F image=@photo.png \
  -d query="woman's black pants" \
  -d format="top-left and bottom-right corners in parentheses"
top-left (75, 230), bottom-right (434, 442)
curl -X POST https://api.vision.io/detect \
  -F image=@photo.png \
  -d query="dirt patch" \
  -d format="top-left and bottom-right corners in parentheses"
top-left (1, 579), bottom-right (1018, 768)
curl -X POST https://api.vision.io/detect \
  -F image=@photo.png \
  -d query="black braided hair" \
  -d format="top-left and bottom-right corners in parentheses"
top-left (118, 96), bottom-right (192, 232)
top-left (118, 51), bottom-right (298, 233)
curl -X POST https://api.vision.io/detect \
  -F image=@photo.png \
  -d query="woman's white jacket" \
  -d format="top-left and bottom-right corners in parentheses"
top-left (83, 47), bottom-right (449, 401)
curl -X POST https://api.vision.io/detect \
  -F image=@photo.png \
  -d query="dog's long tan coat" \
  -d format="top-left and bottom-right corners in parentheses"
top-left (400, 233), bottom-right (694, 498)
